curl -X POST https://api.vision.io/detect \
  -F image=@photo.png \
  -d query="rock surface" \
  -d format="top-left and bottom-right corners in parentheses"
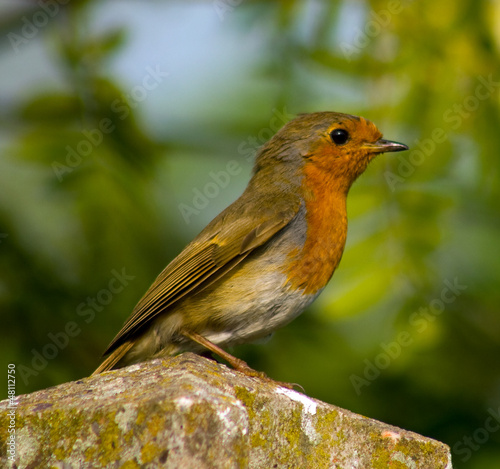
top-left (0, 353), bottom-right (452, 468)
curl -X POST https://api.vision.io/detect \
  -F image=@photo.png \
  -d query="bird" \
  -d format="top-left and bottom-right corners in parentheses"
top-left (93, 111), bottom-right (408, 382)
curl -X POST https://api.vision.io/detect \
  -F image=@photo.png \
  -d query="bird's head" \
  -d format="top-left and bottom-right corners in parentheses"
top-left (253, 111), bottom-right (408, 194)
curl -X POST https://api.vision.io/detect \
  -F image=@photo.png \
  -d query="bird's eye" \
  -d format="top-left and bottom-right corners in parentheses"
top-left (330, 128), bottom-right (349, 145)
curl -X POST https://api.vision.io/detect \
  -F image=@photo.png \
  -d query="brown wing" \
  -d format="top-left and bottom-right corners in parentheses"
top-left (102, 198), bottom-right (301, 356)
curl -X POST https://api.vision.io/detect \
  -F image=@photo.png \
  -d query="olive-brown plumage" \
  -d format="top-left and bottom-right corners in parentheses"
top-left (93, 112), bottom-right (408, 378)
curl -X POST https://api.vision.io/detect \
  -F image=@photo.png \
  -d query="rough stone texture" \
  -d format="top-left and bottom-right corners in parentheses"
top-left (0, 353), bottom-right (452, 468)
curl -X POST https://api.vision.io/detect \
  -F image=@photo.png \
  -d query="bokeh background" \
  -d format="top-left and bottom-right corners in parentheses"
top-left (1, 0), bottom-right (499, 467)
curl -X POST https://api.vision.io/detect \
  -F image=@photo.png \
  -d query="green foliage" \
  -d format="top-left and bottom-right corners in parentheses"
top-left (1, 1), bottom-right (499, 468)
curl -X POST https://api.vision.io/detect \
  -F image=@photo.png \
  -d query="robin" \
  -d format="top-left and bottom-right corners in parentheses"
top-left (93, 111), bottom-right (408, 382)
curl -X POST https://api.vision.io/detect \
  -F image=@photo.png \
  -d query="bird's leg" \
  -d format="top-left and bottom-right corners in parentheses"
top-left (182, 330), bottom-right (265, 377)
top-left (182, 330), bottom-right (298, 390)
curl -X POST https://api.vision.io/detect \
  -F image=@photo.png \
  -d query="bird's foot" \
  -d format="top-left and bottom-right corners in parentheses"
top-left (231, 359), bottom-right (298, 390)
top-left (182, 330), bottom-right (303, 391)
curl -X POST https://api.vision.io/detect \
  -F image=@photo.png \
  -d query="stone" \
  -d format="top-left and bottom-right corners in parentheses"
top-left (0, 353), bottom-right (452, 468)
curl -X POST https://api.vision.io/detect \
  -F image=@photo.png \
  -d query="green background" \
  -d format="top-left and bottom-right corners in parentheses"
top-left (1, 1), bottom-right (499, 467)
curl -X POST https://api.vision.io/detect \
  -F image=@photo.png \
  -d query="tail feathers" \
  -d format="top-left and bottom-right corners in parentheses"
top-left (92, 341), bottom-right (134, 376)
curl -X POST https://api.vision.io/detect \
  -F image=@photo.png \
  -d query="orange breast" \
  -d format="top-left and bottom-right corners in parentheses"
top-left (284, 162), bottom-right (348, 294)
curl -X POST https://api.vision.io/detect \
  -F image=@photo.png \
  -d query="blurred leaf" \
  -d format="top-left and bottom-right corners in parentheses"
top-left (19, 93), bottom-right (83, 123)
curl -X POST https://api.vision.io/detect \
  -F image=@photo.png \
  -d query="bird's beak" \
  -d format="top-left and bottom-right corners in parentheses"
top-left (363, 139), bottom-right (409, 154)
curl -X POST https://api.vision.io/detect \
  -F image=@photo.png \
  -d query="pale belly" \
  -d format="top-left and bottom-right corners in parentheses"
top-left (200, 271), bottom-right (322, 347)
